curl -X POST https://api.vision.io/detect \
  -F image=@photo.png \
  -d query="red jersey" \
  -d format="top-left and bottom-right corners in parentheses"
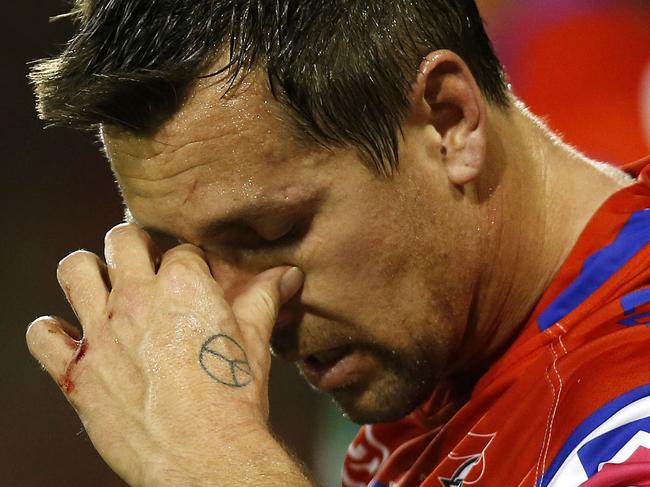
top-left (343, 157), bottom-right (650, 487)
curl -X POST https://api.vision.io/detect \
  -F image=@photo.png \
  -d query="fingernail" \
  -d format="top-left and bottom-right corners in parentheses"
top-left (280, 267), bottom-right (304, 302)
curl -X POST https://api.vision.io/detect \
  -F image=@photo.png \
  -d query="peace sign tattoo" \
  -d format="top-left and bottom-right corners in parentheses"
top-left (199, 334), bottom-right (253, 388)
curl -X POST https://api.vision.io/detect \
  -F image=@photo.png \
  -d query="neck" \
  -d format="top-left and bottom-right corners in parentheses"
top-left (464, 98), bottom-right (633, 370)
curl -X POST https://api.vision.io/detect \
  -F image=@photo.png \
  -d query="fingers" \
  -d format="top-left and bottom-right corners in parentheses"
top-left (26, 316), bottom-right (78, 385)
top-left (232, 267), bottom-right (303, 344)
top-left (158, 243), bottom-right (212, 277)
top-left (104, 223), bottom-right (160, 282)
top-left (57, 250), bottom-right (110, 326)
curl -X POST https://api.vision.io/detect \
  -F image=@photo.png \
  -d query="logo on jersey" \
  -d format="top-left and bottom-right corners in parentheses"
top-left (343, 425), bottom-right (391, 487)
top-left (540, 386), bottom-right (650, 486)
top-left (438, 432), bottom-right (496, 486)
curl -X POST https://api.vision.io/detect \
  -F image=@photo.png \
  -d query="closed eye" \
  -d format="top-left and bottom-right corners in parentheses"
top-left (224, 218), bottom-right (310, 251)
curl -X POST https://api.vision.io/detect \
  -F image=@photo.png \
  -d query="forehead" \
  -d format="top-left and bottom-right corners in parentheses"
top-left (104, 69), bottom-right (312, 180)
top-left (101, 69), bottom-right (338, 237)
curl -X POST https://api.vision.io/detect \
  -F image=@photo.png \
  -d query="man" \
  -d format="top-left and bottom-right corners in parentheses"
top-left (26, 1), bottom-right (650, 486)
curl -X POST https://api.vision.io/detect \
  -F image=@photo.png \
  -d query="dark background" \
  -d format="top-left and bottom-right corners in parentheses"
top-left (2, 1), bottom-right (648, 486)
top-left (2, 2), bottom-right (351, 485)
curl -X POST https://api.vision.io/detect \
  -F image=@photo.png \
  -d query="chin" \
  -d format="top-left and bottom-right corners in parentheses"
top-left (328, 369), bottom-right (437, 425)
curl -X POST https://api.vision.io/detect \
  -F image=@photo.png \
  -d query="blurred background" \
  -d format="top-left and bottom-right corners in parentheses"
top-left (2, 1), bottom-right (648, 486)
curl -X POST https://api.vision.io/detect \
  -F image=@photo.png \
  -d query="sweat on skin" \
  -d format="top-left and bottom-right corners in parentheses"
top-left (26, 50), bottom-right (631, 486)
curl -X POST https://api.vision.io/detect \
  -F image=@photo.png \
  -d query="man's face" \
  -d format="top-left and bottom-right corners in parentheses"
top-left (103, 73), bottom-right (482, 424)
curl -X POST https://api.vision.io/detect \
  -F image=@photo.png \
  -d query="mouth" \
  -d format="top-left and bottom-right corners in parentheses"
top-left (303, 345), bottom-right (352, 370)
top-left (298, 345), bottom-right (377, 392)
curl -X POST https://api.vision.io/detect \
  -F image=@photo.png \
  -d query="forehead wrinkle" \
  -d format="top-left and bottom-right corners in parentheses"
top-left (106, 87), bottom-right (271, 174)
top-left (115, 150), bottom-right (216, 183)
top-left (106, 64), bottom-right (315, 186)
top-left (107, 124), bottom-right (245, 180)
top-left (120, 134), bottom-right (230, 162)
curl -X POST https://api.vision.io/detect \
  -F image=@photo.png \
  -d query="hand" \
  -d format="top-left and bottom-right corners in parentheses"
top-left (25, 223), bottom-right (304, 486)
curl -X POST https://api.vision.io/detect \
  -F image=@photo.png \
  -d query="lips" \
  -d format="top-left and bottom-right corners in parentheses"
top-left (270, 307), bottom-right (374, 390)
top-left (298, 346), bottom-right (377, 392)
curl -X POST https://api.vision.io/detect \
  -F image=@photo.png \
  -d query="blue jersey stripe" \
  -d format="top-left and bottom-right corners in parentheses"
top-left (537, 210), bottom-right (650, 331)
top-left (621, 288), bottom-right (650, 315)
top-left (539, 384), bottom-right (650, 487)
top-left (620, 311), bottom-right (650, 326)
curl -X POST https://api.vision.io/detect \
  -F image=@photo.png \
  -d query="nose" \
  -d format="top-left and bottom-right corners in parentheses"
top-left (206, 255), bottom-right (303, 324)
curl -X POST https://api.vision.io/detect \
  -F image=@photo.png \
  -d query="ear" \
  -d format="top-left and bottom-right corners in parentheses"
top-left (411, 50), bottom-right (487, 186)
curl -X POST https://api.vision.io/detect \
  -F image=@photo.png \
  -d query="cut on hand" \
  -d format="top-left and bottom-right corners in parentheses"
top-left (25, 223), bottom-right (304, 487)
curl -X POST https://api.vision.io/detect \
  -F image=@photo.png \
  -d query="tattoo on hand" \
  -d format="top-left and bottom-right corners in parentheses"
top-left (199, 334), bottom-right (252, 387)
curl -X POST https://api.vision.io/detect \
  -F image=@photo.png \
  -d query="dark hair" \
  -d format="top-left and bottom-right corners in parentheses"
top-left (30, 0), bottom-right (508, 174)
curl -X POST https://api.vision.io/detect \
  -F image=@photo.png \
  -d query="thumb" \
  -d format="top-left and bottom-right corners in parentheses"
top-left (231, 266), bottom-right (304, 343)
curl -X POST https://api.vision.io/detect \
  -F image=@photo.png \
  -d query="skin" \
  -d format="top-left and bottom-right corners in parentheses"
top-left (25, 50), bottom-right (631, 485)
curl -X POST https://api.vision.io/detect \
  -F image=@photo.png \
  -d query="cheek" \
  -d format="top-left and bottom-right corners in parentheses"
top-left (301, 203), bottom-right (479, 367)
top-left (302, 219), bottom-right (430, 342)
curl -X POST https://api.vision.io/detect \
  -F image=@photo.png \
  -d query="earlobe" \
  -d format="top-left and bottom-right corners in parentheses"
top-left (444, 132), bottom-right (485, 186)
top-left (415, 50), bottom-right (487, 187)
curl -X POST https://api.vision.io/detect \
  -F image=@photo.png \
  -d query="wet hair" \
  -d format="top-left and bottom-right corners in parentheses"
top-left (30, 0), bottom-right (508, 174)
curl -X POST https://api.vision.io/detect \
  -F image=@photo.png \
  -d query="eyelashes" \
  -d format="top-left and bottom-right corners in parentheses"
top-left (147, 213), bottom-right (314, 254)
top-left (231, 216), bottom-right (312, 251)
top-left (233, 224), bottom-right (300, 250)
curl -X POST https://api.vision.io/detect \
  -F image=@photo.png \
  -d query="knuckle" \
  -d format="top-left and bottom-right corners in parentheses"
top-left (57, 250), bottom-right (98, 279)
top-left (25, 316), bottom-right (56, 346)
top-left (159, 258), bottom-right (203, 283)
top-left (240, 290), bottom-right (277, 326)
top-left (165, 243), bottom-right (205, 259)
top-left (258, 290), bottom-right (277, 315)
top-left (104, 222), bottom-right (140, 245)
top-left (26, 316), bottom-right (47, 335)
top-left (161, 246), bottom-right (208, 275)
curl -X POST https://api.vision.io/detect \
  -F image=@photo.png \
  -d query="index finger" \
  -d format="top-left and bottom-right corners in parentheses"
top-left (104, 223), bottom-right (160, 281)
